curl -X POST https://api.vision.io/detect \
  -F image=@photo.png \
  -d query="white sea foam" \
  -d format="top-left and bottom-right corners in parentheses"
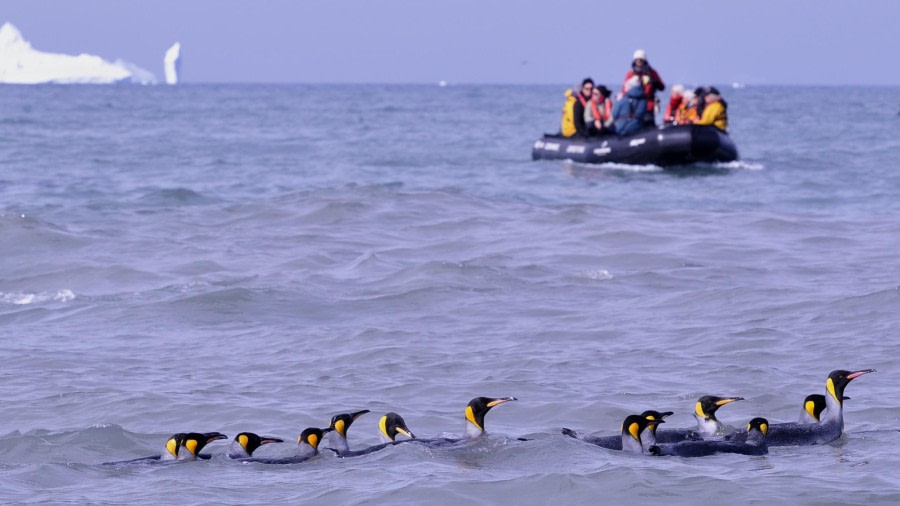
top-left (582, 269), bottom-right (613, 281)
top-left (0, 289), bottom-right (76, 305)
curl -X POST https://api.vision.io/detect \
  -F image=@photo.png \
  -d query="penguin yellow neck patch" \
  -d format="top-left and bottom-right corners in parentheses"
top-left (307, 434), bottom-right (319, 449)
top-left (826, 377), bottom-right (839, 404)
top-left (465, 405), bottom-right (482, 430)
top-left (184, 438), bottom-right (198, 456)
top-left (335, 419), bottom-right (346, 437)
top-left (238, 434), bottom-right (249, 450)
top-left (628, 422), bottom-right (641, 441)
top-left (805, 400), bottom-right (817, 420)
top-left (166, 438), bottom-right (179, 457)
top-left (695, 402), bottom-right (706, 419)
top-left (379, 415), bottom-right (389, 439)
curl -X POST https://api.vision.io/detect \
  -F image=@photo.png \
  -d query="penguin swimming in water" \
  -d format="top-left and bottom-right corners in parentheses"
top-left (620, 414), bottom-right (664, 454)
top-left (174, 432), bottom-right (229, 461)
top-left (562, 410), bottom-right (673, 451)
top-left (242, 427), bottom-right (332, 464)
top-left (227, 432), bottom-right (285, 459)
top-left (325, 409), bottom-right (370, 456)
top-left (409, 396), bottom-right (518, 448)
top-left (654, 395), bottom-right (744, 443)
top-left (800, 394), bottom-right (828, 424)
top-left (333, 412), bottom-right (418, 458)
top-left (740, 369), bottom-right (874, 447)
top-left (103, 432), bottom-right (227, 465)
top-left (650, 418), bottom-right (769, 457)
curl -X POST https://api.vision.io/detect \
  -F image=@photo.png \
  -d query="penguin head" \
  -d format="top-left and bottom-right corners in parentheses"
top-left (826, 369), bottom-right (875, 406)
top-left (180, 432), bottom-right (228, 457)
top-left (379, 412), bottom-right (416, 441)
top-left (747, 417), bottom-right (768, 437)
top-left (234, 432), bottom-right (284, 456)
top-left (465, 396), bottom-right (518, 432)
top-left (165, 433), bottom-right (187, 458)
top-left (803, 394), bottom-right (828, 422)
top-left (329, 410), bottom-right (370, 438)
top-left (297, 427), bottom-right (332, 450)
top-left (694, 396), bottom-right (743, 421)
top-left (621, 414), bottom-right (663, 444)
top-left (640, 410), bottom-right (674, 435)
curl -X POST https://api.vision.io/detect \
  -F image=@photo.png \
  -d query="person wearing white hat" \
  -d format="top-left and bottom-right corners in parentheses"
top-left (620, 49), bottom-right (665, 126)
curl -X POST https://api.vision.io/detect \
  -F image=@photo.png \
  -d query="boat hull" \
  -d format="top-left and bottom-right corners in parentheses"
top-left (531, 124), bottom-right (738, 166)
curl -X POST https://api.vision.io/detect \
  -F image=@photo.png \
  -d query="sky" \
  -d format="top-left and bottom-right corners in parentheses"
top-left (4, 0), bottom-right (900, 85)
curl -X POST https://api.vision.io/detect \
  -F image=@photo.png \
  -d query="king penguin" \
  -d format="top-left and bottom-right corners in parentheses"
top-left (650, 418), bottom-right (769, 457)
top-left (242, 427), bottom-right (332, 464)
top-left (325, 409), bottom-right (370, 456)
top-left (620, 414), bottom-right (664, 454)
top-left (756, 369), bottom-right (874, 447)
top-left (410, 396), bottom-right (518, 448)
top-left (333, 412), bottom-right (418, 458)
top-left (562, 410), bottom-right (673, 450)
top-left (175, 432), bottom-right (229, 461)
top-left (227, 432), bottom-right (285, 459)
top-left (654, 395), bottom-right (744, 443)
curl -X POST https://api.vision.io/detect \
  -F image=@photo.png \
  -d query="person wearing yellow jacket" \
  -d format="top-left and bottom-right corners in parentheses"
top-left (694, 92), bottom-right (728, 131)
top-left (561, 78), bottom-right (594, 137)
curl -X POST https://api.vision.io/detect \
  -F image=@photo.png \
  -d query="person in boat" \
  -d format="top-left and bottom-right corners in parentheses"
top-left (561, 78), bottom-right (595, 137)
top-left (663, 84), bottom-right (685, 124)
top-left (693, 85), bottom-right (719, 118)
top-left (694, 90), bottom-right (728, 131)
top-left (612, 76), bottom-right (650, 136)
top-left (621, 49), bottom-right (665, 125)
top-left (676, 90), bottom-right (698, 124)
top-left (585, 84), bottom-right (613, 136)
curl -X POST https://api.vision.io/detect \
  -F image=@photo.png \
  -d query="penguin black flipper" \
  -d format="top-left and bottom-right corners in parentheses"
top-left (651, 418), bottom-right (769, 457)
top-left (561, 428), bottom-right (621, 450)
top-left (334, 441), bottom-right (396, 458)
top-left (241, 455), bottom-right (315, 465)
top-left (652, 428), bottom-right (703, 443)
top-left (102, 455), bottom-right (163, 466)
top-left (650, 441), bottom-right (767, 457)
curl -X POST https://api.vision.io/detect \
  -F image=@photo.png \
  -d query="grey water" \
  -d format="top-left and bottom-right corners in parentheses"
top-left (1, 83), bottom-right (899, 504)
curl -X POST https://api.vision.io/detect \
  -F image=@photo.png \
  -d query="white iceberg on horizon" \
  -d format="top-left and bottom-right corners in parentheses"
top-left (0, 22), bottom-right (156, 84)
top-left (164, 42), bottom-right (181, 84)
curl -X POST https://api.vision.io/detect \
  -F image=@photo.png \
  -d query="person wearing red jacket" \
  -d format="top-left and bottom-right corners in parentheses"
top-left (664, 84), bottom-right (685, 124)
top-left (621, 49), bottom-right (665, 125)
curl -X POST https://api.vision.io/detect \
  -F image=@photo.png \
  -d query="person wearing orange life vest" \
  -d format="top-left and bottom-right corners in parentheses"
top-left (621, 49), bottom-right (665, 126)
top-left (560, 78), bottom-right (594, 137)
top-left (694, 91), bottom-right (728, 131)
top-left (585, 85), bottom-right (613, 135)
top-left (664, 84), bottom-right (685, 124)
top-left (676, 90), bottom-right (698, 124)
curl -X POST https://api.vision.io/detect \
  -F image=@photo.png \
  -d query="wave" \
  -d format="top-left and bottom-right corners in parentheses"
top-left (0, 289), bottom-right (75, 305)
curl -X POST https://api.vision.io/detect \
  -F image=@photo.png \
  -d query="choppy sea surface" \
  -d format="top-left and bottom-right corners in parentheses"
top-left (1, 83), bottom-right (899, 504)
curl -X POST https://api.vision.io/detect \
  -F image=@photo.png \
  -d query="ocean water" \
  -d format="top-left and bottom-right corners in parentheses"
top-left (1, 83), bottom-right (899, 504)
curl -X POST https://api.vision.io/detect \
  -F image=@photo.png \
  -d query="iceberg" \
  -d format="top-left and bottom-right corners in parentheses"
top-left (164, 42), bottom-right (181, 84)
top-left (0, 22), bottom-right (155, 84)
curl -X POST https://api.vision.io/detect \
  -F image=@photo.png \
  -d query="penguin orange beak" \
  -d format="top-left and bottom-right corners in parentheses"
top-left (716, 397), bottom-right (744, 406)
top-left (487, 397), bottom-right (518, 408)
top-left (847, 369), bottom-right (875, 380)
top-left (260, 436), bottom-right (284, 445)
